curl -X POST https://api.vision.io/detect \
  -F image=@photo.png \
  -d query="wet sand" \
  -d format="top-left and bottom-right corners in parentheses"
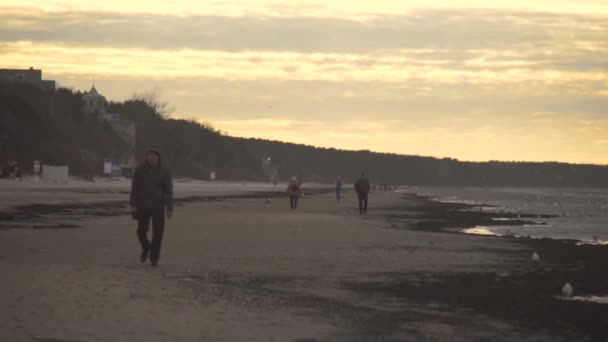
top-left (0, 181), bottom-right (606, 341)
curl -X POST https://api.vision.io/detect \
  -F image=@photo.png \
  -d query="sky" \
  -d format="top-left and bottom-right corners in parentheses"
top-left (1, 0), bottom-right (607, 164)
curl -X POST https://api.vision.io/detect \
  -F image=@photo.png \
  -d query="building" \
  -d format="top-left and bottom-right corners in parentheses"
top-left (82, 85), bottom-right (106, 116)
top-left (82, 85), bottom-right (136, 168)
top-left (0, 67), bottom-right (55, 91)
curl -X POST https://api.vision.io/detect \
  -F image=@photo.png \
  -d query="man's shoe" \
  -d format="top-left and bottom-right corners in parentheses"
top-left (150, 259), bottom-right (159, 267)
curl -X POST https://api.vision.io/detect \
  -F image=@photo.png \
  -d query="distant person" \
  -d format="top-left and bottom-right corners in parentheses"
top-left (8, 161), bottom-right (17, 179)
top-left (287, 177), bottom-right (302, 210)
top-left (130, 147), bottom-right (173, 267)
top-left (354, 173), bottom-right (371, 215)
top-left (335, 177), bottom-right (343, 202)
top-left (14, 165), bottom-right (22, 180)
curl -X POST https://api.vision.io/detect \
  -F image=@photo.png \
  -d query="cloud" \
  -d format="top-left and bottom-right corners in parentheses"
top-left (1, 5), bottom-right (606, 163)
top-left (0, 7), bottom-right (607, 53)
top-left (1, 42), bottom-right (606, 93)
top-left (3, 1), bottom-right (608, 17)
top-left (0, 8), bottom-right (606, 90)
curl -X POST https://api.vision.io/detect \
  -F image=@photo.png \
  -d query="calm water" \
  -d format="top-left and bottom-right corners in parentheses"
top-left (406, 187), bottom-right (608, 244)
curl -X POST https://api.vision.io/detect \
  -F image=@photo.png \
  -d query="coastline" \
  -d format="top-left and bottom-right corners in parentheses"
top-left (411, 186), bottom-right (608, 244)
top-left (0, 183), bottom-right (606, 341)
top-left (370, 193), bottom-right (608, 340)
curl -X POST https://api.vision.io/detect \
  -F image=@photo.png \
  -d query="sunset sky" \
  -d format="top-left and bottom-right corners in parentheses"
top-left (1, 0), bottom-right (607, 164)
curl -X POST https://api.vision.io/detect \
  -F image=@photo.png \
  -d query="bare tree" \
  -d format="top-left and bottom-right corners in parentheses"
top-left (130, 88), bottom-right (173, 118)
top-left (183, 116), bottom-right (216, 132)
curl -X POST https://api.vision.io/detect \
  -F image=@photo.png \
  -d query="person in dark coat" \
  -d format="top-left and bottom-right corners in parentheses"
top-left (130, 147), bottom-right (173, 266)
top-left (354, 173), bottom-right (371, 215)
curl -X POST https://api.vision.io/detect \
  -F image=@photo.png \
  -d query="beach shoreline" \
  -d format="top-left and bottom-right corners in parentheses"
top-left (372, 193), bottom-right (608, 341)
top-left (1, 182), bottom-right (607, 341)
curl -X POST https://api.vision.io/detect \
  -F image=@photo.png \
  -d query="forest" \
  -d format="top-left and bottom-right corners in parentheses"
top-left (2, 81), bottom-right (607, 187)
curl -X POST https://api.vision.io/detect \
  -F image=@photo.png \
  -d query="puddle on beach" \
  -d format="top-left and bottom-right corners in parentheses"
top-left (561, 296), bottom-right (608, 305)
top-left (461, 226), bottom-right (497, 236)
top-left (460, 226), bottom-right (520, 238)
top-left (479, 206), bottom-right (499, 211)
top-left (460, 221), bottom-right (556, 238)
top-left (462, 225), bottom-right (608, 247)
top-left (575, 240), bottom-right (608, 246)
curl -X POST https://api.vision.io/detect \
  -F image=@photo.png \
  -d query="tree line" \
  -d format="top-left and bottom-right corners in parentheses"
top-left (1, 82), bottom-right (607, 187)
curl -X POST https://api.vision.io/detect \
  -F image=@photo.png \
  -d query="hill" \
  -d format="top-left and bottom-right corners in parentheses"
top-left (1, 82), bottom-right (607, 187)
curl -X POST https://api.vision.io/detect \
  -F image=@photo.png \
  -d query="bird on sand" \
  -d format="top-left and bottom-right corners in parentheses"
top-left (531, 252), bottom-right (540, 262)
top-left (562, 283), bottom-right (574, 297)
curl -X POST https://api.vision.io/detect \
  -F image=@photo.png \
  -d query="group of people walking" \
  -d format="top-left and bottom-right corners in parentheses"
top-left (130, 147), bottom-right (377, 267)
top-left (285, 173), bottom-right (371, 215)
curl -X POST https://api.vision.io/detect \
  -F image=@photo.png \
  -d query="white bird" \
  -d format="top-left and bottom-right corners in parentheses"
top-left (562, 283), bottom-right (573, 297)
top-left (531, 253), bottom-right (540, 262)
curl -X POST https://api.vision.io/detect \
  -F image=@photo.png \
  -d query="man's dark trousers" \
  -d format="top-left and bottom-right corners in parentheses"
top-left (358, 193), bottom-right (368, 215)
top-left (137, 208), bottom-right (165, 262)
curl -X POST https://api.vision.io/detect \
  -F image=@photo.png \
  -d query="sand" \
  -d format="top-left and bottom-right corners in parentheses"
top-left (0, 180), bottom-right (600, 341)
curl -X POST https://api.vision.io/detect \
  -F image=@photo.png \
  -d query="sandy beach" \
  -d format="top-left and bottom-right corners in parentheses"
top-left (1, 180), bottom-right (607, 341)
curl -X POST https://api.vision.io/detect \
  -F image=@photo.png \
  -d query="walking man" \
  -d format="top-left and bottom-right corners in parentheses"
top-left (354, 173), bottom-right (371, 215)
top-left (130, 147), bottom-right (173, 267)
top-left (287, 177), bottom-right (302, 210)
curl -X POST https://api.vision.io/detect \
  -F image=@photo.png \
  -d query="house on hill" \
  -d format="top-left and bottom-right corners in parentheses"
top-left (0, 67), bottom-right (56, 91)
top-left (82, 85), bottom-right (136, 170)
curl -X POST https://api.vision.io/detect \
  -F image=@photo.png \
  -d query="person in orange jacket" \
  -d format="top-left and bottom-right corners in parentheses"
top-left (287, 176), bottom-right (302, 210)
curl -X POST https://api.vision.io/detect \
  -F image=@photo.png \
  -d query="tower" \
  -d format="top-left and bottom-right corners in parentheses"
top-left (82, 85), bottom-right (106, 116)
top-left (80, 83), bottom-right (137, 168)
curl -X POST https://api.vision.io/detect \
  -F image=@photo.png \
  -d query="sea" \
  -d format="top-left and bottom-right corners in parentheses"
top-left (405, 187), bottom-right (608, 245)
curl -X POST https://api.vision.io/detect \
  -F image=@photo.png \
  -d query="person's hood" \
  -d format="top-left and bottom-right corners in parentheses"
top-left (144, 146), bottom-right (163, 166)
top-left (147, 146), bottom-right (161, 156)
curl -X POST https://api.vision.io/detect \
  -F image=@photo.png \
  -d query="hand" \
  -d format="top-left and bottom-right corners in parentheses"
top-left (167, 209), bottom-right (173, 219)
top-left (130, 207), bottom-right (137, 219)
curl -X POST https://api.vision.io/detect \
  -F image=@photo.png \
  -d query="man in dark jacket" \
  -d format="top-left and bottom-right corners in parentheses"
top-left (130, 147), bottom-right (173, 266)
top-left (354, 173), bottom-right (371, 215)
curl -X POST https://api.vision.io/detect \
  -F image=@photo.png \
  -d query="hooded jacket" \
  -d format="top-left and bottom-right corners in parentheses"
top-left (354, 176), bottom-right (371, 195)
top-left (130, 150), bottom-right (173, 211)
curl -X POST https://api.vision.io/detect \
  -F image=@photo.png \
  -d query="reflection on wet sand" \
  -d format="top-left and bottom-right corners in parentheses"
top-left (461, 226), bottom-right (497, 236)
top-left (562, 296), bottom-right (608, 305)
